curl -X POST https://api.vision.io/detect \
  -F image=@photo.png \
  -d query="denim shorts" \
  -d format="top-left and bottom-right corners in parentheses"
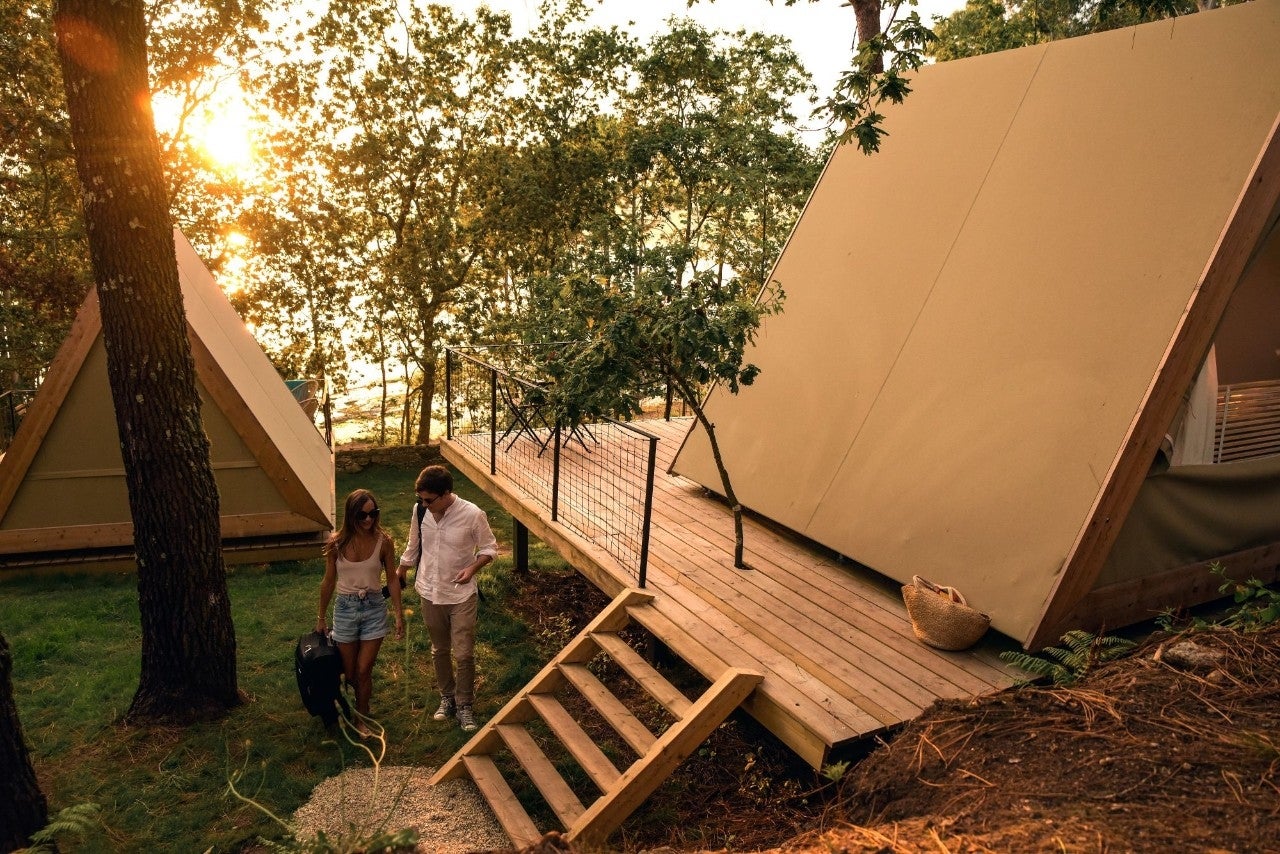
top-left (330, 591), bottom-right (388, 643)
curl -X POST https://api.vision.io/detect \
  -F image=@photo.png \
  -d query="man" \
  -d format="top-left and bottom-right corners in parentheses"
top-left (398, 464), bottom-right (497, 732)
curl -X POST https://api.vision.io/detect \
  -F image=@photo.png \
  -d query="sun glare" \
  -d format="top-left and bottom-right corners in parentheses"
top-left (152, 83), bottom-right (257, 174)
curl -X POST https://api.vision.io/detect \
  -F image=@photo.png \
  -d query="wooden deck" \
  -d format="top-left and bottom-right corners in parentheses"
top-left (443, 416), bottom-right (1020, 769)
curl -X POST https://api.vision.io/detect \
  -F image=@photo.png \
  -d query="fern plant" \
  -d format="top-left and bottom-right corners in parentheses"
top-left (1000, 629), bottom-right (1136, 685)
top-left (13, 803), bottom-right (101, 854)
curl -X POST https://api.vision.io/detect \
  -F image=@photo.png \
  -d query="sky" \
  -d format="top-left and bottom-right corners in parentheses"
top-left (441, 0), bottom-right (970, 104)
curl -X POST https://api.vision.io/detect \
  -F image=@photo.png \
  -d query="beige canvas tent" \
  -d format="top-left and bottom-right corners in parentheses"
top-left (672, 0), bottom-right (1280, 650)
top-left (0, 229), bottom-right (334, 571)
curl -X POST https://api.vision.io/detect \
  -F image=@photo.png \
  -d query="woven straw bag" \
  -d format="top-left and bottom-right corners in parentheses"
top-left (901, 575), bottom-right (991, 651)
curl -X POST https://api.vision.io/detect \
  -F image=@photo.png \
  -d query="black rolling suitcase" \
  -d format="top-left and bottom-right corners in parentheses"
top-left (295, 631), bottom-right (350, 727)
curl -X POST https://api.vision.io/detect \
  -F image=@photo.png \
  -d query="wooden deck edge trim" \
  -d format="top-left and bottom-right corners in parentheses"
top-left (461, 754), bottom-right (543, 849)
top-left (630, 583), bottom-right (865, 766)
top-left (496, 723), bottom-right (586, 828)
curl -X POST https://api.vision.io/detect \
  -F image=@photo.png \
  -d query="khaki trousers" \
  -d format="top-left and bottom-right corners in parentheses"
top-left (421, 593), bottom-right (478, 706)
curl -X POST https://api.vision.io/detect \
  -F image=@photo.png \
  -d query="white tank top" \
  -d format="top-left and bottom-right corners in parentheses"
top-left (335, 536), bottom-right (386, 595)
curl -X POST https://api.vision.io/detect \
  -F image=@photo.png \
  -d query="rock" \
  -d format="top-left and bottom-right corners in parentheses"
top-left (335, 444), bottom-right (444, 473)
top-left (1156, 640), bottom-right (1225, 671)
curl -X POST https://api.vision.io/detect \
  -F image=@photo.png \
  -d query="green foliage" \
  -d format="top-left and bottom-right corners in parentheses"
top-left (821, 760), bottom-right (851, 783)
top-left (1214, 565), bottom-right (1280, 631)
top-left (824, 0), bottom-right (937, 154)
top-left (929, 0), bottom-right (1220, 62)
top-left (1000, 629), bottom-right (1137, 685)
top-left (13, 803), bottom-right (101, 854)
top-left (1160, 563), bottom-right (1280, 634)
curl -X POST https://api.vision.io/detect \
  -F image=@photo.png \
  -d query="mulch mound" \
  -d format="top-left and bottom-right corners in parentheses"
top-left (786, 624), bottom-right (1280, 853)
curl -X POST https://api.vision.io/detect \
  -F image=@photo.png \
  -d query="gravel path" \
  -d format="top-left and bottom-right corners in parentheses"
top-left (292, 765), bottom-right (513, 853)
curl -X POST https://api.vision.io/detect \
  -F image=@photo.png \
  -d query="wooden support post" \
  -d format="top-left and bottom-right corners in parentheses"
top-left (514, 518), bottom-right (529, 575)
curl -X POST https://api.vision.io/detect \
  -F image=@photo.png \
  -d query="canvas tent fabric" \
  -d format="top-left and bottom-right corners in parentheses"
top-left (671, 0), bottom-right (1280, 650)
top-left (0, 229), bottom-right (334, 569)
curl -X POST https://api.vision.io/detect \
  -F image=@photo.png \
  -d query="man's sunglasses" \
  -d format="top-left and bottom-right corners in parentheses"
top-left (352, 507), bottom-right (380, 522)
top-left (418, 494), bottom-right (443, 507)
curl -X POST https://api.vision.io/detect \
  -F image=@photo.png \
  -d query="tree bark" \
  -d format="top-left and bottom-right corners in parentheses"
top-left (416, 356), bottom-right (437, 444)
top-left (54, 0), bottom-right (239, 723)
top-left (853, 0), bottom-right (885, 74)
top-left (0, 632), bottom-right (48, 853)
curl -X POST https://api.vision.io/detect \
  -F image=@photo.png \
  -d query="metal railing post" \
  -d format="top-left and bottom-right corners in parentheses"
top-left (550, 422), bottom-right (561, 522)
top-left (489, 367), bottom-right (498, 476)
top-left (445, 348), bottom-right (454, 439)
top-left (637, 435), bottom-right (657, 589)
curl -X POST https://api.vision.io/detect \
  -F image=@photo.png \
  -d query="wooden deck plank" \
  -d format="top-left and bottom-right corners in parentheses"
top-left (648, 503), bottom-right (995, 686)
top-left (644, 504), bottom-right (1005, 706)
top-left (657, 484), bottom-right (1017, 685)
top-left (442, 416), bottom-right (1020, 768)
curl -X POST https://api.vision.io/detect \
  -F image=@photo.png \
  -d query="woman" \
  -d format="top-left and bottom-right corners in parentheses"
top-left (317, 489), bottom-right (404, 734)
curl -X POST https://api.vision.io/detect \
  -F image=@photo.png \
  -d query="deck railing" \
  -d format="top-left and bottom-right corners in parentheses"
top-left (0, 389), bottom-right (34, 454)
top-left (444, 346), bottom-right (658, 588)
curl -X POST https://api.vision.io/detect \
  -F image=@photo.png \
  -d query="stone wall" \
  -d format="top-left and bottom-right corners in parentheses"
top-left (335, 444), bottom-right (443, 475)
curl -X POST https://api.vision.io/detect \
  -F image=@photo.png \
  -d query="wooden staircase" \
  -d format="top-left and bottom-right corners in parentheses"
top-left (429, 588), bottom-right (763, 848)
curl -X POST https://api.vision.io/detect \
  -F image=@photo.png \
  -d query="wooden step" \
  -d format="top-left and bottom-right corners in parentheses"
top-left (567, 667), bottom-right (763, 847)
top-left (590, 630), bottom-right (692, 718)
top-left (496, 723), bottom-right (585, 827)
top-left (461, 754), bottom-right (541, 849)
top-left (526, 691), bottom-right (622, 791)
top-left (559, 662), bottom-right (656, 755)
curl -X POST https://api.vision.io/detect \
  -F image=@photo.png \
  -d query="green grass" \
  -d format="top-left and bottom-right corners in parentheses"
top-left (0, 462), bottom-right (571, 852)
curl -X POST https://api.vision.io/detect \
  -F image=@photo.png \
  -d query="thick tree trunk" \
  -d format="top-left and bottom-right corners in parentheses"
top-left (416, 357), bottom-right (436, 444)
top-left (55, 0), bottom-right (239, 723)
top-left (0, 632), bottom-right (48, 852)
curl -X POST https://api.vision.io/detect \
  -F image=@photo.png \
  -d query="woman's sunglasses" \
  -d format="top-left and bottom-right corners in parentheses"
top-left (352, 507), bottom-right (380, 522)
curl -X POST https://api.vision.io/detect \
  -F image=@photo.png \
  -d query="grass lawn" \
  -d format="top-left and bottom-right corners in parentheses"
top-left (0, 462), bottom-right (573, 852)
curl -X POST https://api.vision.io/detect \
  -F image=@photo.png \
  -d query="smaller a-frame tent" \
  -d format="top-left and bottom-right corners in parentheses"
top-left (672, 0), bottom-right (1280, 650)
top-left (0, 229), bottom-right (334, 571)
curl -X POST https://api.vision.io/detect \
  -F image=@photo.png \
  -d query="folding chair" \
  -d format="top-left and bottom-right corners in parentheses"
top-left (497, 379), bottom-right (547, 450)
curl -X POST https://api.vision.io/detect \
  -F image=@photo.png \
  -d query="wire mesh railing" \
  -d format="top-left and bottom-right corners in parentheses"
top-left (445, 346), bottom-right (658, 587)
top-left (0, 389), bottom-right (34, 454)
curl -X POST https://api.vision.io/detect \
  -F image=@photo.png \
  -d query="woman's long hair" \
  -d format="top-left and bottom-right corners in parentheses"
top-left (326, 488), bottom-right (388, 557)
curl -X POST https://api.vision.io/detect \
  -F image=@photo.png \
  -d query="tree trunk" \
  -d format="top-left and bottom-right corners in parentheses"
top-left (416, 357), bottom-right (437, 444)
top-left (55, 0), bottom-right (239, 723)
top-left (0, 632), bottom-right (48, 852)
top-left (853, 0), bottom-right (885, 74)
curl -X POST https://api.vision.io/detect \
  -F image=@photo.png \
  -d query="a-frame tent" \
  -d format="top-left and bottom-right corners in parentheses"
top-left (0, 229), bottom-right (334, 571)
top-left (672, 0), bottom-right (1280, 650)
